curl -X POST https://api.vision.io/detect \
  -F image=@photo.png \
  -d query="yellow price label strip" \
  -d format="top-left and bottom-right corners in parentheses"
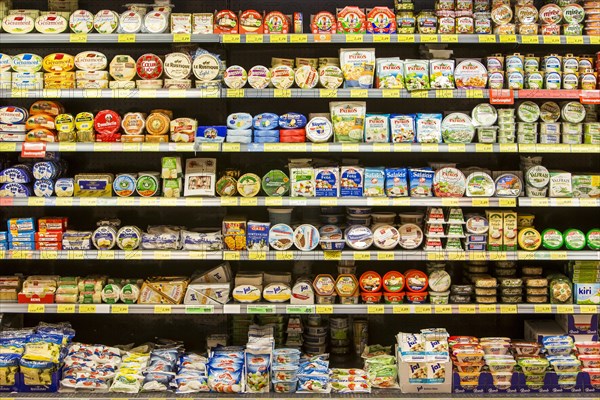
top-left (410, 90), bottom-right (428, 98)
top-left (580, 305), bottom-right (598, 314)
top-left (184, 198), bottom-right (203, 206)
top-left (289, 34), bottom-right (307, 43)
top-left (312, 143), bottom-right (330, 152)
top-left (112, 305), bottom-right (129, 314)
top-left (125, 250), bottom-right (142, 260)
top-left (79, 198), bottom-right (98, 206)
top-left (500, 304), bottom-right (517, 314)
top-left (393, 305), bottom-right (411, 314)
top-left (472, 198), bottom-right (490, 207)
top-left (350, 89), bottom-right (368, 98)
top-left (159, 198), bottom-right (178, 206)
top-left (415, 305), bottom-right (432, 314)
top-left (269, 34), bottom-right (288, 43)
top-left (273, 89), bottom-right (291, 98)
top-left (421, 143), bottom-right (439, 152)
top-left (436, 90), bottom-right (453, 98)
top-left (246, 35), bottom-right (264, 43)
top-left (466, 89), bottom-right (484, 98)
top-left (118, 34), bottom-right (136, 43)
top-left (499, 144), bottom-right (518, 152)
top-left (420, 34), bottom-right (437, 42)
top-left (353, 252), bottom-right (371, 261)
top-left (226, 89), bottom-right (245, 98)
top-left (341, 143), bottom-right (360, 152)
top-left (154, 305), bottom-right (172, 314)
top-left (373, 34), bottom-right (390, 42)
top-left (265, 197), bottom-right (283, 206)
top-left (479, 305), bottom-right (497, 313)
top-left (566, 36), bottom-right (584, 45)
top-left (223, 251), bottom-right (240, 261)
top-left (556, 305), bottom-right (574, 314)
top-left (440, 34), bottom-right (458, 43)
top-left (57, 304), bottom-right (75, 313)
top-left (68, 251), bottom-right (85, 260)
top-left (448, 252), bottom-right (466, 261)
top-left (153, 251), bottom-right (172, 260)
top-left (517, 251), bottom-right (536, 260)
top-left (427, 252), bottom-right (445, 261)
top-left (275, 251), bottom-right (294, 261)
top-left (441, 198), bottom-right (460, 206)
top-left (377, 252), bottom-right (394, 261)
top-left (70, 33), bottom-right (87, 42)
top-left (319, 89), bottom-right (338, 98)
top-left (555, 198), bottom-right (575, 207)
top-left (475, 144), bottom-right (493, 153)
top-left (79, 305), bottom-right (97, 314)
top-left (397, 34), bottom-right (415, 42)
top-left (27, 304), bottom-right (45, 313)
top-left (392, 198), bottom-right (410, 206)
top-left (479, 35), bottom-right (496, 43)
top-left (323, 251), bottom-right (342, 260)
top-left (367, 198), bottom-right (389, 206)
top-left (435, 305), bottom-right (452, 314)
top-left (222, 34), bottom-right (241, 43)
top-left (520, 35), bottom-right (539, 44)
top-left (368, 305), bottom-right (385, 314)
top-left (448, 144), bottom-right (466, 152)
top-left (345, 34), bottom-right (363, 42)
top-left (580, 198), bottom-right (597, 207)
top-left (240, 198), bottom-right (258, 206)
top-left (499, 198), bottom-right (517, 207)
top-left (534, 305), bottom-right (552, 313)
top-left (173, 33), bottom-right (191, 42)
top-left (550, 251), bottom-right (567, 260)
top-left (220, 197), bottom-right (238, 206)
top-left (248, 251), bottom-right (267, 261)
top-left (373, 143), bottom-right (391, 152)
top-left (319, 198), bottom-right (338, 206)
top-left (458, 305), bottom-right (476, 314)
top-left (316, 305), bottom-right (333, 314)
top-left (27, 197), bottom-right (45, 206)
top-left (499, 34), bottom-right (516, 43)
top-left (98, 251), bottom-right (115, 260)
top-left (0, 143), bottom-right (17, 151)
top-left (55, 198), bottom-right (73, 206)
top-left (40, 251), bottom-right (58, 260)
top-left (543, 36), bottom-right (561, 44)
top-left (382, 89), bottom-right (400, 98)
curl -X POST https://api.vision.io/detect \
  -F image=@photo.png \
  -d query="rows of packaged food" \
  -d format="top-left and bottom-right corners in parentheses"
top-left (2, 100), bottom-right (598, 145)
top-left (3, 49), bottom-right (599, 91)
top-left (0, 319), bottom-right (598, 395)
top-left (2, 0), bottom-right (598, 36)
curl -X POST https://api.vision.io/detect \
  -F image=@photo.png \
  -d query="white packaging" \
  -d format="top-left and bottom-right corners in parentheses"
top-left (183, 158), bottom-right (216, 197)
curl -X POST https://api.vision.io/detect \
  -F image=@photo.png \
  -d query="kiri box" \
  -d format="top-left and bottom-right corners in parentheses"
top-left (574, 283), bottom-right (600, 305)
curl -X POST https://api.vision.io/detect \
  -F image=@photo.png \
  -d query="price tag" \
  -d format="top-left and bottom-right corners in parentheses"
top-left (440, 34), bottom-right (458, 43)
top-left (118, 34), bottom-right (136, 43)
top-left (27, 304), bottom-right (45, 313)
top-left (420, 34), bottom-right (437, 42)
top-left (316, 305), bottom-right (333, 314)
top-left (435, 305), bottom-right (452, 314)
top-left (153, 251), bottom-right (171, 260)
top-left (220, 197), bottom-right (238, 206)
top-left (421, 143), bottom-right (439, 152)
top-left (441, 198), bottom-right (459, 206)
top-left (458, 305), bottom-right (476, 314)
top-left (373, 34), bottom-right (391, 42)
top-left (319, 89), bottom-right (338, 98)
top-left (312, 143), bottom-right (330, 152)
top-left (550, 251), bottom-right (567, 260)
top-left (240, 198), bottom-right (258, 206)
top-left (566, 36), bottom-right (584, 45)
top-left (226, 89), bottom-right (245, 98)
top-left (377, 252), bottom-right (394, 261)
top-left (68, 251), bottom-right (85, 260)
top-left (466, 89), bottom-right (484, 99)
top-left (436, 90), bottom-right (453, 98)
top-left (448, 252), bottom-right (466, 261)
top-left (79, 198), bottom-right (97, 206)
top-left (500, 305), bottom-right (517, 314)
top-left (543, 36), bottom-right (561, 44)
top-left (555, 198), bottom-right (575, 207)
top-left (350, 89), bottom-right (368, 98)
top-left (499, 35), bottom-right (516, 43)
top-left (368, 305), bottom-right (385, 314)
top-left (499, 143), bottom-right (518, 153)
top-left (289, 197), bottom-right (307, 206)
top-left (265, 197), bottom-right (283, 206)
top-left (571, 144), bottom-right (597, 153)
top-left (79, 305), bottom-right (97, 314)
top-left (397, 34), bottom-right (414, 42)
top-left (122, 143), bottom-right (140, 152)
top-left (592, 36), bottom-right (600, 45)
top-left (55, 198), bottom-right (73, 206)
top-left (274, 89), bottom-right (291, 98)
top-left (479, 35), bottom-right (496, 43)
top-left (353, 252), bottom-right (371, 261)
top-left (286, 305), bottom-right (314, 314)
top-left (112, 305), bottom-right (129, 314)
top-left (184, 198), bottom-right (203, 206)
top-left (580, 305), bottom-right (598, 314)
top-left (580, 198), bottom-right (597, 207)
top-left (0, 143), bottom-right (17, 152)
top-left (517, 251), bottom-right (536, 260)
top-left (223, 251), bottom-right (240, 260)
top-left (472, 198), bottom-right (490, 207)
top-left (248, 251), bottom-right (267, 261)
top-left (186, 306), bottom-right (214, 314)
top-left (314, 34), bottom-right (331, 42)
top-left (68, 33), bottom-right (88, 43)
top-left (270, 34), bottom-right (288, 43)
top-left (519, 144), bottom-right (536, 153)
top-left (28, 197), bottom-right (45, 206)
top-left (323, 251), bottom-right (342, 260)
top-left (247, 305), bottom-right (275, 314)
top-left (188, 251), bottom-right (207, 260)
top-left (98, 251), bottom-right (115, 260)
top-left (415, 305), bottom-right (432, 314)
top-left (489, 89), bottom-right (514, 105)
top-left (345, 34), bottom-right (363, 42)
top-left (410, 90), bottom-right (428, 98)
top-left (159, 198), bottom-right (178, 206)
top-left (427, 252), bottom-right (445, 261)
top-left (57, 304), bottom-right (75, 313)
top-left (124, 250), bottom-right (141, 260)
top-left (173, 33), bottom-right (191, 42)
top-left (246, 35), bottom-right (264, 43)
top-left (392, 198), bottom-right (410, 206)
top-left (140, 143), bottom-right (160, 152)
top-left (40, 251), bottom-right (58, 260)
top-left (393, 305), bottom-right (410, 314)
top-left (382, 89), bottom-right (400, 98)
top-left (479, 304), bottom-right (496, 313)
top-left (393, 143), bottom-right (412, 153)
top-left (275, 251), bottom-right (294, 261)
top-left (489, 252), bottom-right (508, 261)
top-left (448, 144), bottom-right (466, 152)
top-left (154, 305), bottom-right (172, 314)
top-left (499, 198), bottom-right (517, 207)
top-left (367, 198), bottom-right (389, 206)
top-left (475, 144), bottom-right (493, 153)
top-left (534, 304), bottom-right (552, 314)
top-left (222, 34), bottom-right (241, 43)
top-left (320, 198), bottom-right (338, 206)
top-left (556, 305), bottom-right (574, 314)
top-left (520, 35), bottom-right (539, 44)
top-left (289, 34), bottom-right (307, 43)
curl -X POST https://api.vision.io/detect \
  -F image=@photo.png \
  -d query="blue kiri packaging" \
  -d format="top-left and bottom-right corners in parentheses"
top-left (196, 126), bottom-right (227, 142)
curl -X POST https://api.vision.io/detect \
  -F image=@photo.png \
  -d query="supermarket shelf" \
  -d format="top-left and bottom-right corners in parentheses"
top-left (4, 197), bottom-right (599, 208)
top-left (1, 250), bottom-right (598, 261)
top-left (1, 303), bottom-right (597, 315)
top-left (3, 88), bottom-right (599, 100)
top-left (1, 142), bottom-right (598, 153)
top-left (1, 32), bottom-right (598, 45)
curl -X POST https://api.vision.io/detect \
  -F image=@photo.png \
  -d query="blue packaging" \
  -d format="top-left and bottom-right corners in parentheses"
top-left (384, 168), bottom-right (408, 197)
top-left (9, 241), bottom-right (35, 250)
top-left (7, 218), bottom-right (34, 232)
top-left (0, 242), bottom-right (6, 250)
top-left (279, 113), bottom-right (307, 129)
top-left (315, 167), bottom-right (339, 197)
top-left (0, 231), bottom-right (7, 241)
top-left (254, 136), bottom-right (279, 143)
top-left (9, 231), bottom-right (35, 242)
top-left (227, 129), bottom-right (252, 137)
top-left (246, 221), bottom-right (271, 251)
top-left (0, 167), bottom-right (33, 183)
top-left (408, 168), bottom-right (434, 197)
top-left (364, 167), bottom-right (385, 196)
top-left (32, 161), bottom-right (59, 180)
top-left (196, 126), bottom-right (227, 142)
top-left (227, 112), bottom-right (253, 129)
top-left (254, 130), bottom-right (280, 137)
top-left (253, 113), bottom-right (279, 130)
top-left (340, 166), bottom-right (364, 197)
top-left (33, 179), bottom-right (54, 197)
top-left (0, 183), bottom-right (32, 197)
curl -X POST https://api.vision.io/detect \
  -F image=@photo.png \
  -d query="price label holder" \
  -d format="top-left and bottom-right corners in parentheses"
top-left (377, 252), bottom-right (394, 261)
top-left (68, 251), bottom-right (85, 260)
top-left (580, 305), bottom-right (598, 314)
top-left (420, 34), bottom-right (437, 42)
top-left (220, 197), bottom-right (238, 206)
top-left (21, 142), bottom-right (46, 158)
top-left (520, 35), bottom-right (539, 44)
top-left (479, 305), bottom-right (497, 313)
top-left (415, 305), bottom-right (432, 314)
top-left (223, 143), bottom-right (241, 152)
top-left (57, 304), bottom-right (76, 313)
top-left (290, 34), bottom-right (308, 43)
top-left (566, 36), bottom-right (584, 45)
top-left (499, 198), bottom-right (517, 207)
top-left (441, 198), bottom-right (459, 206)
top-left (550, 251), bottom-right (567, 260)
top-left (248, 251), bottom-right (267, 261)
top-left (478, 35), bottom-right (496, 43)
top-left (27, 304), bottom-right (45, 313)
top-left (270, 34), bottom-right (288, 43)
top-left (427, 252), bottom-right (445, 261)
top-left (490, 89), bottom-right (514, 105)
top-left (499, 34), bottom-right (516, 43)
top-left (265, 197), bottom-right (283, 206)
top-left (472, 198), bottom-right (490, 207)
top-left (112, 305), bottom-right (129, 314)
top-left (345, 34), bottom-right (363, 43)
top-left (500, 305), bottom-right (517, 314)
top-left (475, 143), bottom-right (493, 153)
top-left (439, 34), bottom-right (458, 43)
top-left (534, 305), bottom-right (552, 314)
top-left (397, 34), bottom-right (414, 43)
top-left (173, 33), bottom-right (191, 42)
top-left (458, 305), bottom-right (476, 314)
top-left (393, 305), bottom-right (410, 314)
top-left (373, 34), bottom-right (390, 43)
top-left (319, 89), bottom-right (338, 98)
top-left (79, 305), bottom-right (97, 314)
top-left (556, 305), bottom-right (574, 314)
top-left (448, 144), bottom-right (466, 152)
top-left (118, 34), bottom-right (136, 43)
top-left (275, 251), bottom-right (294, 261)
top-left (185, 306), bottom-right (214, 314)
top-left (153, 251), bottom-right (171, 260)
top-left (436, 90), bottom-right (453, 98)
top-left (98, 251), bottom-right (115, 260)
top-left (323, 251), bottom-right (342, 260)
top-left (246, 35), bottom-right (264, 43)
top-left (353, 252), bottom-right (371, 261)
top-left (70, 33), bottom-right (87, 42)
top-left (154, 305), bottom-right (172, 314)
top-left (435, 305), bottom-right (452, 314)
top-left (316, 305), bottom-right (333, 314)
top-left (421, 143), bottom-right (439, 152)
top-left (240, 198), bottom-right (258, 206)
top-left (368, 305), bottom-right (385, 314)
top-left (222, 34), bottom-right (241, 43)
top-left (350, 89), bottom-right (368, 98)
top-left (319, 198), bottom-right (338, 206)
top-left (247, 305), bottom-right (276, 314)
top-left (223, 251), bottom-right (240, 261)
top-left (286, 305), bottom-right (314, 314)
top-left (226, 89), bottom-right (245, 98)
top-left (273, 89), bottom-right (291, 98)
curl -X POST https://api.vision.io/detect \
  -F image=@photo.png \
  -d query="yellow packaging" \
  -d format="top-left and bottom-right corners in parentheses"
top-left (42, 53), bottom-right (75, 72)
top-left (54, 113), bottom-right (75, 133)
top-left (75, 112), bottom-right (94, 131)
top-left (503, 211), bottom-right (518, 250)
top-left (486, 210), bottom-right (503, 251)
top-left (44, 71), bottom-right (75, 82)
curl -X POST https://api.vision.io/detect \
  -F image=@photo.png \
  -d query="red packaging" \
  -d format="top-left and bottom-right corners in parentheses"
top-left (404, 269), bottom-right (428, 292)
top-left (214, 10), bottom-right (238, 34)
top-left (35, 242), bottom-right (63, 250)
top-left (293, 12), bottom-right (303, 33)
top-left (94, 110), bottom-right (121, 134)
top-left (337, 6), bottom-right (366, 33)
top-left (18, 293), bottom-right (55, 303)
top-left (263, 11), bottom-right (289, 34)
top-left (136, 54), bottom-right (163, 80)
top-left (239, 10), bottom-right (263, 34)
top-left (541, 24), bottom-right (560, 35)
top-left (38, 217), bottom-right (67, 233)
top-left (35, 231), bottom-right (64, 242)
top-left (96, 132), bottom-right (122, 142)
top-left (311, 11), bottom-right (337, 34)
top-left (366, 7), bottom-right (397, 34)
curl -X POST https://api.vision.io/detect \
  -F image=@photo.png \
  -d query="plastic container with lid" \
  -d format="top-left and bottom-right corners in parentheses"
top-left (383, 271), bottom-right (404, 293)
top-left (268, 223), bottom-right (294, 250)
top-left (294, 224), bottom-right (320, 251)
top-left (372, 225), bottom-right (400, 250)
top-left (359, 271), bottom-right (382, 293)
top-left (406, 291), bottom-right (428, 304)
top-left (429, 291), bottom-right (449, 304)
top-left (405, 269), bottom-right (428, 292)
top-left (313, 274), bottom-right (336, 296)
top-left (587, 228), bottom-right (600, 250)
top-left (345, 225), bottom-right (373, 250)
top-left (428, 270), bottom-right (451, 292)
top-left (335, 274), bottom-right (358, 297)
top-left (563, 228), bottom-right (586, 250)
